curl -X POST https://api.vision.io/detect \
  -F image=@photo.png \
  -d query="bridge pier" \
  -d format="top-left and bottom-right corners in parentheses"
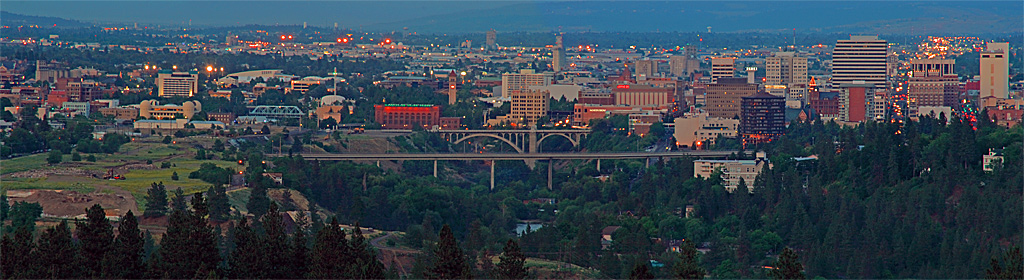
top-left (490, 160), bottom-right (495, 190)
top-left (596, 159), bottom-right (601, 172)
top-left (547, 159), bottom-right (553, 190)
top-left (433, 160), bottom-right (438, 178)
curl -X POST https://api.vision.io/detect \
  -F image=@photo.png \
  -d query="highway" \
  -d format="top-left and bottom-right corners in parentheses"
top-left (279, 150), bottom-right (737, 161)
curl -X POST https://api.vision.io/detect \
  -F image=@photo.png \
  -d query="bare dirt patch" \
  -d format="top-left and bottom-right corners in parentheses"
top-left (6, 167), bottom-right (99, 179)
top-left (7, 186), bottom-right (138, 218)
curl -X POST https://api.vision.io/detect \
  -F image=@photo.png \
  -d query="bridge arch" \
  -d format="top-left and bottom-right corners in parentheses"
top-left (536, 133), bottom-right (581, 152)
top-left (451, 134), bottom-right (524, 153)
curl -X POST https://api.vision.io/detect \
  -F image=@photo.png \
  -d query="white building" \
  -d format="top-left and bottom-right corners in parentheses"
top-left (156, 71), bottom-right (199, 97)
top-left (501, 69), bottom-right (553, 98)
top-left (980, 42), bottom-right (1010, 99)
top-left (766, 52), bottom-right (809, 105)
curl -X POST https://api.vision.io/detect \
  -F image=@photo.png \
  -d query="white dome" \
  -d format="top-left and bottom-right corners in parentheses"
top-left (320, 95), bottom-right (346, 106)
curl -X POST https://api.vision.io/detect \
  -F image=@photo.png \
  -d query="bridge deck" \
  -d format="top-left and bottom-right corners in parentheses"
top-left (280, 151), bottom-right (736, 161)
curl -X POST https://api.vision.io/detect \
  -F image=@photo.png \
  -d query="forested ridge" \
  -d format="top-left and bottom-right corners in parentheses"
top-left (1, 113), bottom-right (1021, 279)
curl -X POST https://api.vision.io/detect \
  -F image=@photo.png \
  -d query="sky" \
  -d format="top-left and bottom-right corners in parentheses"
top-left (3, 1), bottom-right (1022, 34)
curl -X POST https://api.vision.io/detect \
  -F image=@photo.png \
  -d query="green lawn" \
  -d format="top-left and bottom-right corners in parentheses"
top-left (1, 153), bottom-right (57, 175)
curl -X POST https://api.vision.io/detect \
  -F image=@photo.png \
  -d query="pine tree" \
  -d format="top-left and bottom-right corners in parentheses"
top-left (308, 217), bottom-right (350, 278)
top-left (228, 217), bottom-right (266, 279)
top-left (674, 239), bottom-right (706, 279)
top-left (157, 193), bottom-right (221, 278)
top-left (170, 188), bottom-right (187, 212)
top-left (290, 218), bottom-right (310, 278)
top-left (104, 210), bottom-right (145, 279)
top-left (428, 224), bottom-right (472, 279)
top-left (247, 184), bottom-right (271, 218)
top-left (350, 223), bottom-right (386, 279)
top-left (771, 247), bottom-right (805, 279)
top-left (1, 226), bottom-right (35, 278)
top-left (262, 202), bottom-right (293, 278)
top-left (76, 204), bottom-right (114, 278)
top-left (207, 185), bottom-right (230, 221)
top-left (496, 239), bottom-right (528, 279)
top-left (986, 247), bottom-right (1023, 279)
top-left (144, 182), bottom-right (168, 217)
top-left (629, 261), bottom-right (655, 280)
top-left (35, 221), bottom-right (79, 278)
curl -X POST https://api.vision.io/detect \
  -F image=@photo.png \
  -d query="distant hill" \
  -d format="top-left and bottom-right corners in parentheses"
top-left (1, 11), bottom-right (92, 28)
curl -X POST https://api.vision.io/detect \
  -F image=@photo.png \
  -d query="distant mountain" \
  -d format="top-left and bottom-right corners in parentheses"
top-left (1, 11), bottom-right (92, 28)
top-left (1, 1), bottom-right (1020, 35)
top-left (367, 1), bottom-right (1023, 35)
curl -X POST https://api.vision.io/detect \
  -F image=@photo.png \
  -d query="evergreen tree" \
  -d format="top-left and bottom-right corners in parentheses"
top-left (228, 217), bottom-right (266, 279)
top-left (308, 217), bottom-right (350, 279)
top-left (674, 239), bottom-right (706, 279)
top-left (428, 224), bottom-right (472, 279)
top-left (290, 218), bottom-right (310, 278)
top-left (157, 194), bottom-right (221, 278)
top-left (35, 221), bottom-right (79, 278)
top-left (143, 182), bottom-right (168, 217)
top-left (8, 201), bottom-right (42, 231)
top-left (350, 223), bottom-right (387, 279)
top-left (629, 262), bottom-right (655, 280)
top-left (0, 194), bottom-right (8, 221)
top-left (247, 184), bottom-right (271, 218)
top-left (170, 188), bottom-right (187, 212)
top-left (76, 204), bottom-right (114, 278)
top-left (1, 226), bottom-right (35, 278)
top-left (104, 210), bottom-right (145, 279)
top-left (206, 185), bottom-right (230, 221)
top-left (496, 239), bottom-right (528, 279)
top-left (771, 247), bottom-right (805, 279)
top-left (262, 202), bottom-right (293, 278)
top-left (986, 247), bottom-right (1023, 279)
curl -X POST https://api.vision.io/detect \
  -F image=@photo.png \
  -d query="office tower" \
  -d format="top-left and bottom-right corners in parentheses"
top-left (838, 82), bottom-right (886, 122)
top-left (501, 69), bottom-right (553, 98)
top-left (765, 52), bottom-right (809, 102)
top-left (553, 34), bottom-right (565, 72)
top-left (156, 70), bottom-right (199, 98)
top-left (908, 59), bottom-right (958, 107)
top-left (741, 92), bottom-right (786, 143)
top-left (832, 35), bottom-right (888, 90)
top-left (635, 60), bottom-right (658, 78)
top-left (67, 80), bottom-right (102, 102)
top-left (705, 77), bottom-right (759, 118)
top-left (670, 55), bottom-right (687, 77)
top-left (509, 89), bottom-right (550, 125)
top-left (486, 29), bottom-right (497, 50)
top-left (711, 57), bottom-right (735, 83)
top-left (980, 42), bottom-right (1010, 99)
top-left (448, 70), bottom-right (457, 105)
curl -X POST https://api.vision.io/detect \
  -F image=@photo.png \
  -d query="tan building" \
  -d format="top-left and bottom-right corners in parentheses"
top-left (288, 78), bottom-right (323, 94)
top-left (156, 71), bottom-right (199, 97)
top-left (765, 52), bottom-right (808, 103)
top-left (635, 60), bottom-right (658, 78)
top-left (612, 84), bottom-right (675, 108)
top-left (909, 59), bottom-right (959, 109)
top-left (674, 111), bottom-right (740, 149)
top-left (705, 77), bottom-right (758, 118)
top-left (711, 57), bottom-right (736, 83)
top-left (509, 89), bottom-right (550, 125)
top-left (501, 69), bottom-right (553, 98)
top-left (693, 155), bottom-right (770, 193)
top-left (138, 100), bottom-right (201, 120)
top-left (980, 42), bottom-right (1010, 99)
top-left (670, 55), bottom-right (700, 77)
top-left (98, 107), bottom-right (139, 120)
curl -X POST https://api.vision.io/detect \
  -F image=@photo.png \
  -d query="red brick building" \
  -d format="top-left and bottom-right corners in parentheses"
top-left (374, 104), bottom-right (442, 129)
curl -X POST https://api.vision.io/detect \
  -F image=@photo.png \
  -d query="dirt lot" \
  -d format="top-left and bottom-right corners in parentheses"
top-left (6, 185), bottom-right (138, 218)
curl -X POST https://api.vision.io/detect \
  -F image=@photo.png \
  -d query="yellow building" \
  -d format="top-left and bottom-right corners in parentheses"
top-left (138, 100), bottom-right (201, 120)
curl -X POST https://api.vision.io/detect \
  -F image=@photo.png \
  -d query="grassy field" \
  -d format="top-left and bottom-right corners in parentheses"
top-left (1, 153), bottom-right (57, 175)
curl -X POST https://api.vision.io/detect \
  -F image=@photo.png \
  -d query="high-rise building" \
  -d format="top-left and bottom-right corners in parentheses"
top-left (831, 35), bottom-right (888, 90)
top-left (486, 29), bottom-right (497, 50)
top-left (501, 69), bottom-right (552, 98)
top-left (741, 92), bottom-right (786, 143)
top-left (705, 77), bottom-right (758, 119)
top-left (765, 52), bottom-right (809, 103)
top-left (509, 89), bottom-right (550, 125)
top-left (711, 58), bottom-right (735, 83)
top-left (908, 59), bottom-right (959, 108)
top-left (156, 70), bottom-right (199, 98)
top-left (67, 80), bottom-right (103, 102)
top-left (552, 34), bottom-right (565, 72)
top-left (980, 42), bottom-right (1010, 99)
top-left (838, 82), bottom-right (886, 123)
top-left (635, 60), bottom-right (658, 78)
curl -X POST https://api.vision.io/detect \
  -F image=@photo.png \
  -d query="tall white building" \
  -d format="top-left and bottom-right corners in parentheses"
top-left (156, 71), bottom-right (199, 98)
top-left (980, 42), bottom-right (1010, 99)
top-left (831, 35), bottom-right (888, 91)
top-left (501, 69), bottom-right (553, 98)
top-left (765, 52), bottom-right (809, 104)
top-left (711, 57), bottom-right (735, 83)
top-left (552, 34), bottom-right (565, 73)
